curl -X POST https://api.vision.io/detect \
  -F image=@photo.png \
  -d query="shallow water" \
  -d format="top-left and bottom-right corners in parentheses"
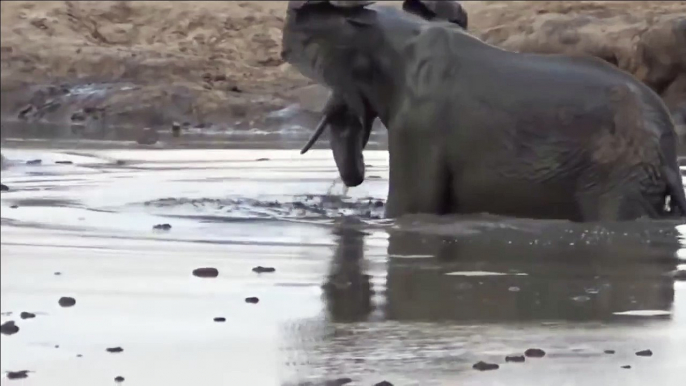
top-left (1, 144), bottom-right (686, 386)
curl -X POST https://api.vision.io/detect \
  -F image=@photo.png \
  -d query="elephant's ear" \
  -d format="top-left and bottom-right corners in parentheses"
top-left (288, 1), bottom-right (375, 11)
top-left (402, 0), bottom-right (468, 29)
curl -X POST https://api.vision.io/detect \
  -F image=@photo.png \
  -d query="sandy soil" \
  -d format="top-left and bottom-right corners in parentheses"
top-left (0, 1), bottom-right (684, 134)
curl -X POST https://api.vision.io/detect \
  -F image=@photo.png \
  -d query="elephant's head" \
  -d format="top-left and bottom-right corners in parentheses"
top-left (282, 0), bottom-right (468, 187)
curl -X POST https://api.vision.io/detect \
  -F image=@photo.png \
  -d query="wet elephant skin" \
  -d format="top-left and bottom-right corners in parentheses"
top-left (282, 1), bottom-right (686, 222)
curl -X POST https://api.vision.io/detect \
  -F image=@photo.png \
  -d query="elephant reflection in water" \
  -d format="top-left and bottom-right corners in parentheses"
top-left (322, 223), bottom-right (681, 323)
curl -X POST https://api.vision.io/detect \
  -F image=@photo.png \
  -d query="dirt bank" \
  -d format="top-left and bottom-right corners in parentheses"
top-left (1, 1), bottom-right (684, 138)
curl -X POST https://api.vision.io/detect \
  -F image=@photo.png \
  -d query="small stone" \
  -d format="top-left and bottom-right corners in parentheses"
top-left (505, 355), bottom-right (525, 363)
top-left (636, 349), bottom-right (653, 357)
top-left (472, 361), bottom-right (499, 371)
top-left (252, 266), bottom-right (276, 273)
top-left (621, 365), bottom-right (631, 369)
top-left (671, 270), bottom-right (686, 281)
top-left (55, 161), bottom-right (73, 164)
top-left (325, 378), bottom-right (353, 386)
top-left (1, 321), bottom-right (19, 335)
top-left (77, 354), bottom-right (83, 358)
top-left (106, 347), bottom-right (124, 353)
top-left (54, 272), bottom-right (62, 276)
top-left (10, 205), bottom-right (18, 209)
top-left (58, 297), bottom-right (76, 307)
top-left (213, 317), bottom-right (226, 322)
top-left (26, 159), bottom-right (42, 165)
top-left (525, 348), bottom-right (546, 358)
top-left (374, 382), bottom-right (394, 386)
top-left (54, 345), bottom-right (60, 349)
top-left (153, 223), bottom-right (172, 230)
top-left (19, 312), bottom-right (36, 319)
top-left (192, 267), bottom-right (219, 278)
top-left (115, 376), bottom-right (125, 383)
top-left (245, 297), bottom-right (259, 304)
top-left (604, 350), bottom-right (615, 354)
top-left (1, 184), bottom-right (9, 191)
top-left (6, 370), bottom-right (29, 380)
top-left (255, 158), bottom-right (269, 162)
top-left (116, 160), bottom-right (126, 165)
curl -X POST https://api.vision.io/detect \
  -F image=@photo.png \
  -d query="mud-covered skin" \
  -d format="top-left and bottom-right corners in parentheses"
top-left (282, 1), bottom-right (686, 222)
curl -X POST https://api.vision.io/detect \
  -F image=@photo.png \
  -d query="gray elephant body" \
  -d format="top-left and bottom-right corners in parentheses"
top-left (283, 1), bottom-right (686, 221)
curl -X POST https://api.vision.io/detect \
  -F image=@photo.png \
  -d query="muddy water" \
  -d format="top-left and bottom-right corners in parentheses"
top-left (1, 143), bottom-right (686, 386)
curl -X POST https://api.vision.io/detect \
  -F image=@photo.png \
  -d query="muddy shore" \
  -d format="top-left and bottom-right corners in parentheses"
top-left (1, 1), bottom-right (685, 142)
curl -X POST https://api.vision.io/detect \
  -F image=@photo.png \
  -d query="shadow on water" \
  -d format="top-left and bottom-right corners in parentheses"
top-left (322, 218), bottom-right (683, 324)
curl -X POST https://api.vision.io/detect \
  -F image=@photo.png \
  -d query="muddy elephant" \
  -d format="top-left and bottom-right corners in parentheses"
top-left (282, 0), bottom-right (686, 222)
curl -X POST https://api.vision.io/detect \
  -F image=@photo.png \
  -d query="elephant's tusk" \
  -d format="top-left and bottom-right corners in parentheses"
top-left (300, 113), bottom-right (330, 154)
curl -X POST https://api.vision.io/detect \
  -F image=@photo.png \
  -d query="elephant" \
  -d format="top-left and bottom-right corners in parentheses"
top-left (281, 0), bottom-right (686, 222)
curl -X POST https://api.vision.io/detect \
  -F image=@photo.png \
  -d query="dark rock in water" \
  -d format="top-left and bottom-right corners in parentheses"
top-left (20, 312), bottom-right (36, 319)
top-left (10, 205), bottom-right (18, 209)
top-left (255, 158), bottom-right (270, 162)
top-left (368, 175), bottom-right (382, 179)
top-left (106, 347), bottom-right (124, 353)
top-left (325, 378), bottom-right (353, 386)
top-left (1, 321), bottom-right (19, 335)
top-left (1, 184), bottom-right (8, 191)
top-left (636, 349), bottom-right (653, 357)
top-left (77, 354), bottom-right (83, 358)
top-left (621, 365), bottom-right (632, 369)
top-left (192, 267), bottom-right (219, 278)
top-left (213, 317), bottom-right (226, 322)
top-left (136, 127), bottom-right (159, 145)
top-left (505, 355), bottom-right (526, 363)
top-left (116, 160), bottom-right (126, 165)
top-left (245, 297), bottom-right (260, 304)
top-left (172, 122), bottom-right (181, 137)
top-left (525, 348), bottom-right (546, 358)
top-left (604, 350), bottom-right (616, 354)
top-left (472, 361), bottom-right (500, 371)
top-left (55, 161), bottom-right (73, 164)
top-left (374, 382), bottom-right (394, 386)
top-left (58, 297), bottom-right (76, 307)
top-left (153, 223), bottom-right (172, 231)
top-left (26, 159), bottom-right (42, 165)
top-left (54, 272), bottom-right (62, 276)
top-left (115, 376), bottom-right (125, 383)
top-left (6, 370), bottom-right (29, 380)
top-left (252, 266), bottom-right (276, 273)
top-left (54, 345), bottom-right (59, 349)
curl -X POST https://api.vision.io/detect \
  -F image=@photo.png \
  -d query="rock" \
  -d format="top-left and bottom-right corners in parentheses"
top-left (192, 267), bottom-right (219, 278)
top-left (136, 127), bottom-right (159, 145)
top-left (10, 205), bottom-right (18, 209)
top-left (54, 345), bottom-right (60, 349)
top-left (54, 272), bottom-right (62, 276)
top-left (472, 361), bottom-right (499, 371)
top-left (604, 350), bottom-right (616, 354)
top-left (77, 354), bottom-right (83, 358)
top-left (0, 321), bottom-right (20, 335)
top-left (19, 312), bottom-right (36, 319)
top-left (153, 223), bottom-right (172, 230)
top-left (252, 266), bottom-right (276, 273)
top-left (373, 382), bottom-right (394, 386)
top-left (58, 297), bottom-right (76, 307)
top-left (115, 376), bottom-right (125, 383)
top-left (524, 348), bottom-right (546, 358)
top-left (505, 355), bottom-right (526, 363)
top-left (621, 365), bottom-right (632, 369)
top-left (636, 349), bottom-right (653, 357)
top-left (255, 158), bottom-right (270, 161)
top-left (6, 370), bottom-right (29, 380)
top-left (213, 317), bottom-right (226, 322)
top-left (172, 122), bottom-right (181, 137)
top-left (325, 378), bottom-right (353, 386)
top-left (55, 161), bottom-right (73, 164)
top-left (106, 347), bottom-right (124, 353)
top-left (245, 297), bottom-right (260, 304)
top-left (1, 184), bottom-right (8, 191)
top-left (670, 269), bottom-right (686, 281)
top-left (116, 160), bottom-right (126, 165)
top-left (26, 159), bottom-right (42, 165)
